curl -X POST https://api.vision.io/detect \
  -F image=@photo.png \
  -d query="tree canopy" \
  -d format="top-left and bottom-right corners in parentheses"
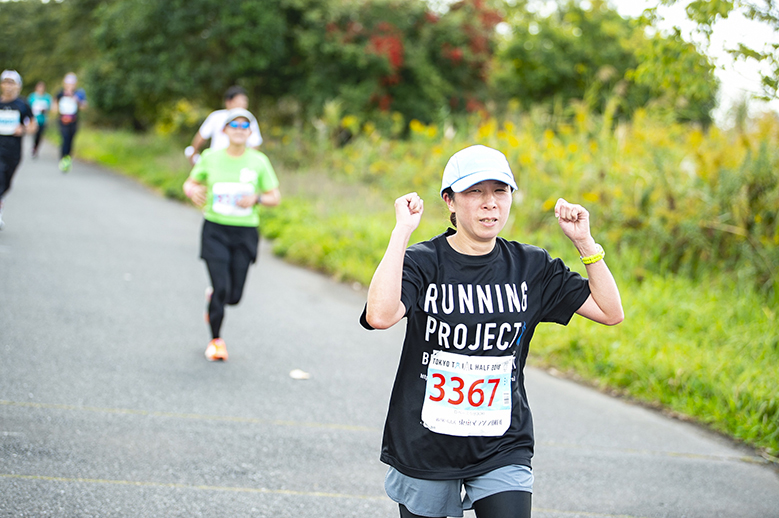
top-left (1, 0), bottom-right (726, 129)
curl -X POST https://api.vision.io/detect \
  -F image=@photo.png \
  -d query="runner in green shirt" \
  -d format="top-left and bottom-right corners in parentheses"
top-left (183, 108), bottom-right (281, 361)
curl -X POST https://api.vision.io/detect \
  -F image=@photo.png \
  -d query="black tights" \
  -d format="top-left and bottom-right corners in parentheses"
top-left (33, 122), bottom-right (46, 152)
top-left (205, 250), bottom-right (253, 338)
top-left (399, 491), bottom-right (532, 518)
top-left (59, 121), bottom-right (77, 157)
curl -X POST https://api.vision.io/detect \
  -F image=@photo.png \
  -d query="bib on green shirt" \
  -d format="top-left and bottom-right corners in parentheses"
top-left (189, 148), bottom-right (279, 227)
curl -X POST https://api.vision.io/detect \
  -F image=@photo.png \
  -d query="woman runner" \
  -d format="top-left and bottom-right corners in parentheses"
top-left (27, 81), bottom-right (52, 158)
top-left (183, 108), bottom-right (280, 361)
top-left (52, 72), bottom-right (87, 172)
top-left (361, 145), bottom-right (623, 518)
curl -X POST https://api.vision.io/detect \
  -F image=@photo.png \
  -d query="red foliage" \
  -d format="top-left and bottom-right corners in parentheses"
top-left (441, 43), bottom-right (464, 64)
top-left (369, 34), bottom-right (405, 69)
top-left (466, 97), bottom-right (485, 113)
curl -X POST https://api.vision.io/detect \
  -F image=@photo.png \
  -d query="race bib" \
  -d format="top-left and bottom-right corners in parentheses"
top-left (0, 110), bottom-right (21, 136)
top-left (211, 182), bottom-right (254, 217)
top-left (32, 99), bottom-right (49, 116)
top-left (421, 350), bottom-right (513, 437)
top-left (58, 96), bottom-right (78, 116)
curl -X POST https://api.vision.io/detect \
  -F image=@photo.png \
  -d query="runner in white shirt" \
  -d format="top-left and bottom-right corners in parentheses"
top-left (185, 86), bottom-right (262, 165)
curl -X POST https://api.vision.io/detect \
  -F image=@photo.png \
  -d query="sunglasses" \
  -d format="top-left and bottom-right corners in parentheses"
top-left (228, 120), bottom-right (251, 129)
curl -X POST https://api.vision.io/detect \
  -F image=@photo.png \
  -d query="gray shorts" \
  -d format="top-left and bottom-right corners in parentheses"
top-left (385, 464), bottom-right (533, 518)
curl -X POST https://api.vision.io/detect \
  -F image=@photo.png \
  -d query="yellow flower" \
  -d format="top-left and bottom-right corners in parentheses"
top-left (583, 192), bottom-right (599, 203)
top-left (409, 119), bottom-right (426, 134)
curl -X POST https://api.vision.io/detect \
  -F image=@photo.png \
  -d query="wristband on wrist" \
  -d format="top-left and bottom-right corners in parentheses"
top-left (255, 194), bottom-right (263, 206)
top-left (184, 146), bottom-right (195, 158)
top-left (580, 243), bottom-right (605, 265)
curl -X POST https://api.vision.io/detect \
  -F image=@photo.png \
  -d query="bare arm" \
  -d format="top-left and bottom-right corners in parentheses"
top-left (365, 192), bottom-right (424, 329)
top-left (237, 187), bottom-right (281, 208)
top-left (555, 198), bottom-right (624, 326)
top-left (187, 133), bottom-right (207, 165)
top-left (183, 177), bottom-right (207, 207)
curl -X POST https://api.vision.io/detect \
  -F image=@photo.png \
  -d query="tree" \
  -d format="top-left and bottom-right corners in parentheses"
top-left (0, 0), bottom-right (101, 92)
top-left (650, 0), bottom-right (779, 100)
top-left (86, 0), bottom-right (291, 128)
top-left (290, 0), bottom-right (504, 123)
top-left (491, 0), bottom-right (718, 123)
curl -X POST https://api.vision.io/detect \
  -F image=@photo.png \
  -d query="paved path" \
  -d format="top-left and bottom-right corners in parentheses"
top-left (1, 141), bottom-right (778, 518)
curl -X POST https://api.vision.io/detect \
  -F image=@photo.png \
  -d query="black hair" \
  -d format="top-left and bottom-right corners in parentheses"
top-left (224, 85), bottom-right (247, 101)
top-left (442, 187), bottom-right (457, 228)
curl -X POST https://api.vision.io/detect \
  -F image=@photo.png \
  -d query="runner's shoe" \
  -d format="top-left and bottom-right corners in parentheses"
top-left (204, 338), bottom-right (228, 361)
top-left (59, 155), bottom-right (72, 173)
top-left (204, 286), bottom-right (213, 324)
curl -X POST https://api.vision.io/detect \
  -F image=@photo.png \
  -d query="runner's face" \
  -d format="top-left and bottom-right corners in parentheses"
top-left (446, 180), bottom-right (512, 243)
top-left (224, 117), bottom-right (251, 145)
top-left (1, 79), bottom-right (18, 98)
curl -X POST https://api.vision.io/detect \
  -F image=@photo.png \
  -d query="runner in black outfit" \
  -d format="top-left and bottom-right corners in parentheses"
top-left (0, 70), bottom-right (36, 230)
top-left (362, 145), bottom-right (624, 518)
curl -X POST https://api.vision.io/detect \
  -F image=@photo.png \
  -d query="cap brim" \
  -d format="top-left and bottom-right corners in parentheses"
top-left (448, 170), bottom-right (518, 193)
top-left (224, 108), bottom-right (257, 128)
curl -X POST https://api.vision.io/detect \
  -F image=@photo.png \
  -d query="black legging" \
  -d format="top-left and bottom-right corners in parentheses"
top-left (33, 122), bottom-right (46, 152)
top-left (0, 155), bottom-right (21, 199)
top-left (205, 249), bottom-right (253, 339)
top-left (59, 121), bottom-right (78, 158)
top-left (399, 491), bottom-right (532, 518)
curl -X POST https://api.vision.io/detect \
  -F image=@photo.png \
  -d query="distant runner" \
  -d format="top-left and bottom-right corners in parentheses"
top-left (185, 85), bottom-right (263, 165)
top-left (52, 72), bottom-right (87, 172)
top-left (27, 81), bottom-right (52, 158)
top-left (182, 108), bottom-right (280, 361)
top-left (0, 70), bottom-right (36, 230)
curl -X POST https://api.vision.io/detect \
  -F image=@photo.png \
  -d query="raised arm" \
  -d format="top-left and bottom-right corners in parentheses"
top-left (555, 198), bottom-right (624, 326)
top-left (365, 192), bottom-right (424, 330)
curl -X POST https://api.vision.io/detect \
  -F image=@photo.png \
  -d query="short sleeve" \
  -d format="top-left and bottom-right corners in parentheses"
top-left (189, 149), bottom-right (212, 183)
top-left (198, 112), bottom-right (217, 139)
top-left (399, 249), bottom-right (427, 320)
top-left (256, 154), bottom-right (279, 192)
top-left (539, 253), bottom-right (591, 325)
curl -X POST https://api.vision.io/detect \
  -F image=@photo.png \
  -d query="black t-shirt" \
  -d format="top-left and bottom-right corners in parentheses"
top-left (0, 97), bottom-right (33, 159)
top-left (362, 229), bottom-right (591, 480)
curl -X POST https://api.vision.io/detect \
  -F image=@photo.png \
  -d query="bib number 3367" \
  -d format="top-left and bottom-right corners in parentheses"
top-left (421, 350), bottom-right (513, 437)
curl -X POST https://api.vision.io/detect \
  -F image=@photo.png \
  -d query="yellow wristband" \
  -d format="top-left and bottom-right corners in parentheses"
top-left (580, 243), bottom-right (605, 265)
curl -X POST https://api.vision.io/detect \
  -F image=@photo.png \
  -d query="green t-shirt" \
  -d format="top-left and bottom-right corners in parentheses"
top-left (189, 148), bottom-right (279, 227)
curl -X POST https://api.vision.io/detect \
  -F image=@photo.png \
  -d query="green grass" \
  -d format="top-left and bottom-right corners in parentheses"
top-left (69, 125), bottom-right (779, 461)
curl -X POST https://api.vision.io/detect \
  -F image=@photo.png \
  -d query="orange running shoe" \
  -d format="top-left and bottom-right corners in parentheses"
top-left (204, 338), bottom-right (228, 361)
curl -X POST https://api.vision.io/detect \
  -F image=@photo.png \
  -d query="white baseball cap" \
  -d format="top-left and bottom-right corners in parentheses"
top-left (64, 73), bottom-right (78, 85)
top-left (1, 70), bottom-right (22, 87)
top-left (440, 145), bottom-right (517, 197)
top-left (223, 108), bottom-right (257, 128)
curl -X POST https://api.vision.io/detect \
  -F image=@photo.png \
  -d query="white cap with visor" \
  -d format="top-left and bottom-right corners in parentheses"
top-left (1, 70), bottom-right (22, 87)
top-left (440, 145), bottom-right (517, 197)
top-left (223, 108), bottom-right (257, 128)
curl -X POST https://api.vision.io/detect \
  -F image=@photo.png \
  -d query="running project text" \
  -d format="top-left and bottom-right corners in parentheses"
top-left (422, 282), bottom-right (527, 351)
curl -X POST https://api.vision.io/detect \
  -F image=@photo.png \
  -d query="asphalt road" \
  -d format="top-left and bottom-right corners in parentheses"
top-left (1, 141), bottom-right (778, 518)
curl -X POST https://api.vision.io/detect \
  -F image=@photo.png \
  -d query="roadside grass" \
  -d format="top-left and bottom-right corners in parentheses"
top-left (71, 120), bottom-right (779, 460)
